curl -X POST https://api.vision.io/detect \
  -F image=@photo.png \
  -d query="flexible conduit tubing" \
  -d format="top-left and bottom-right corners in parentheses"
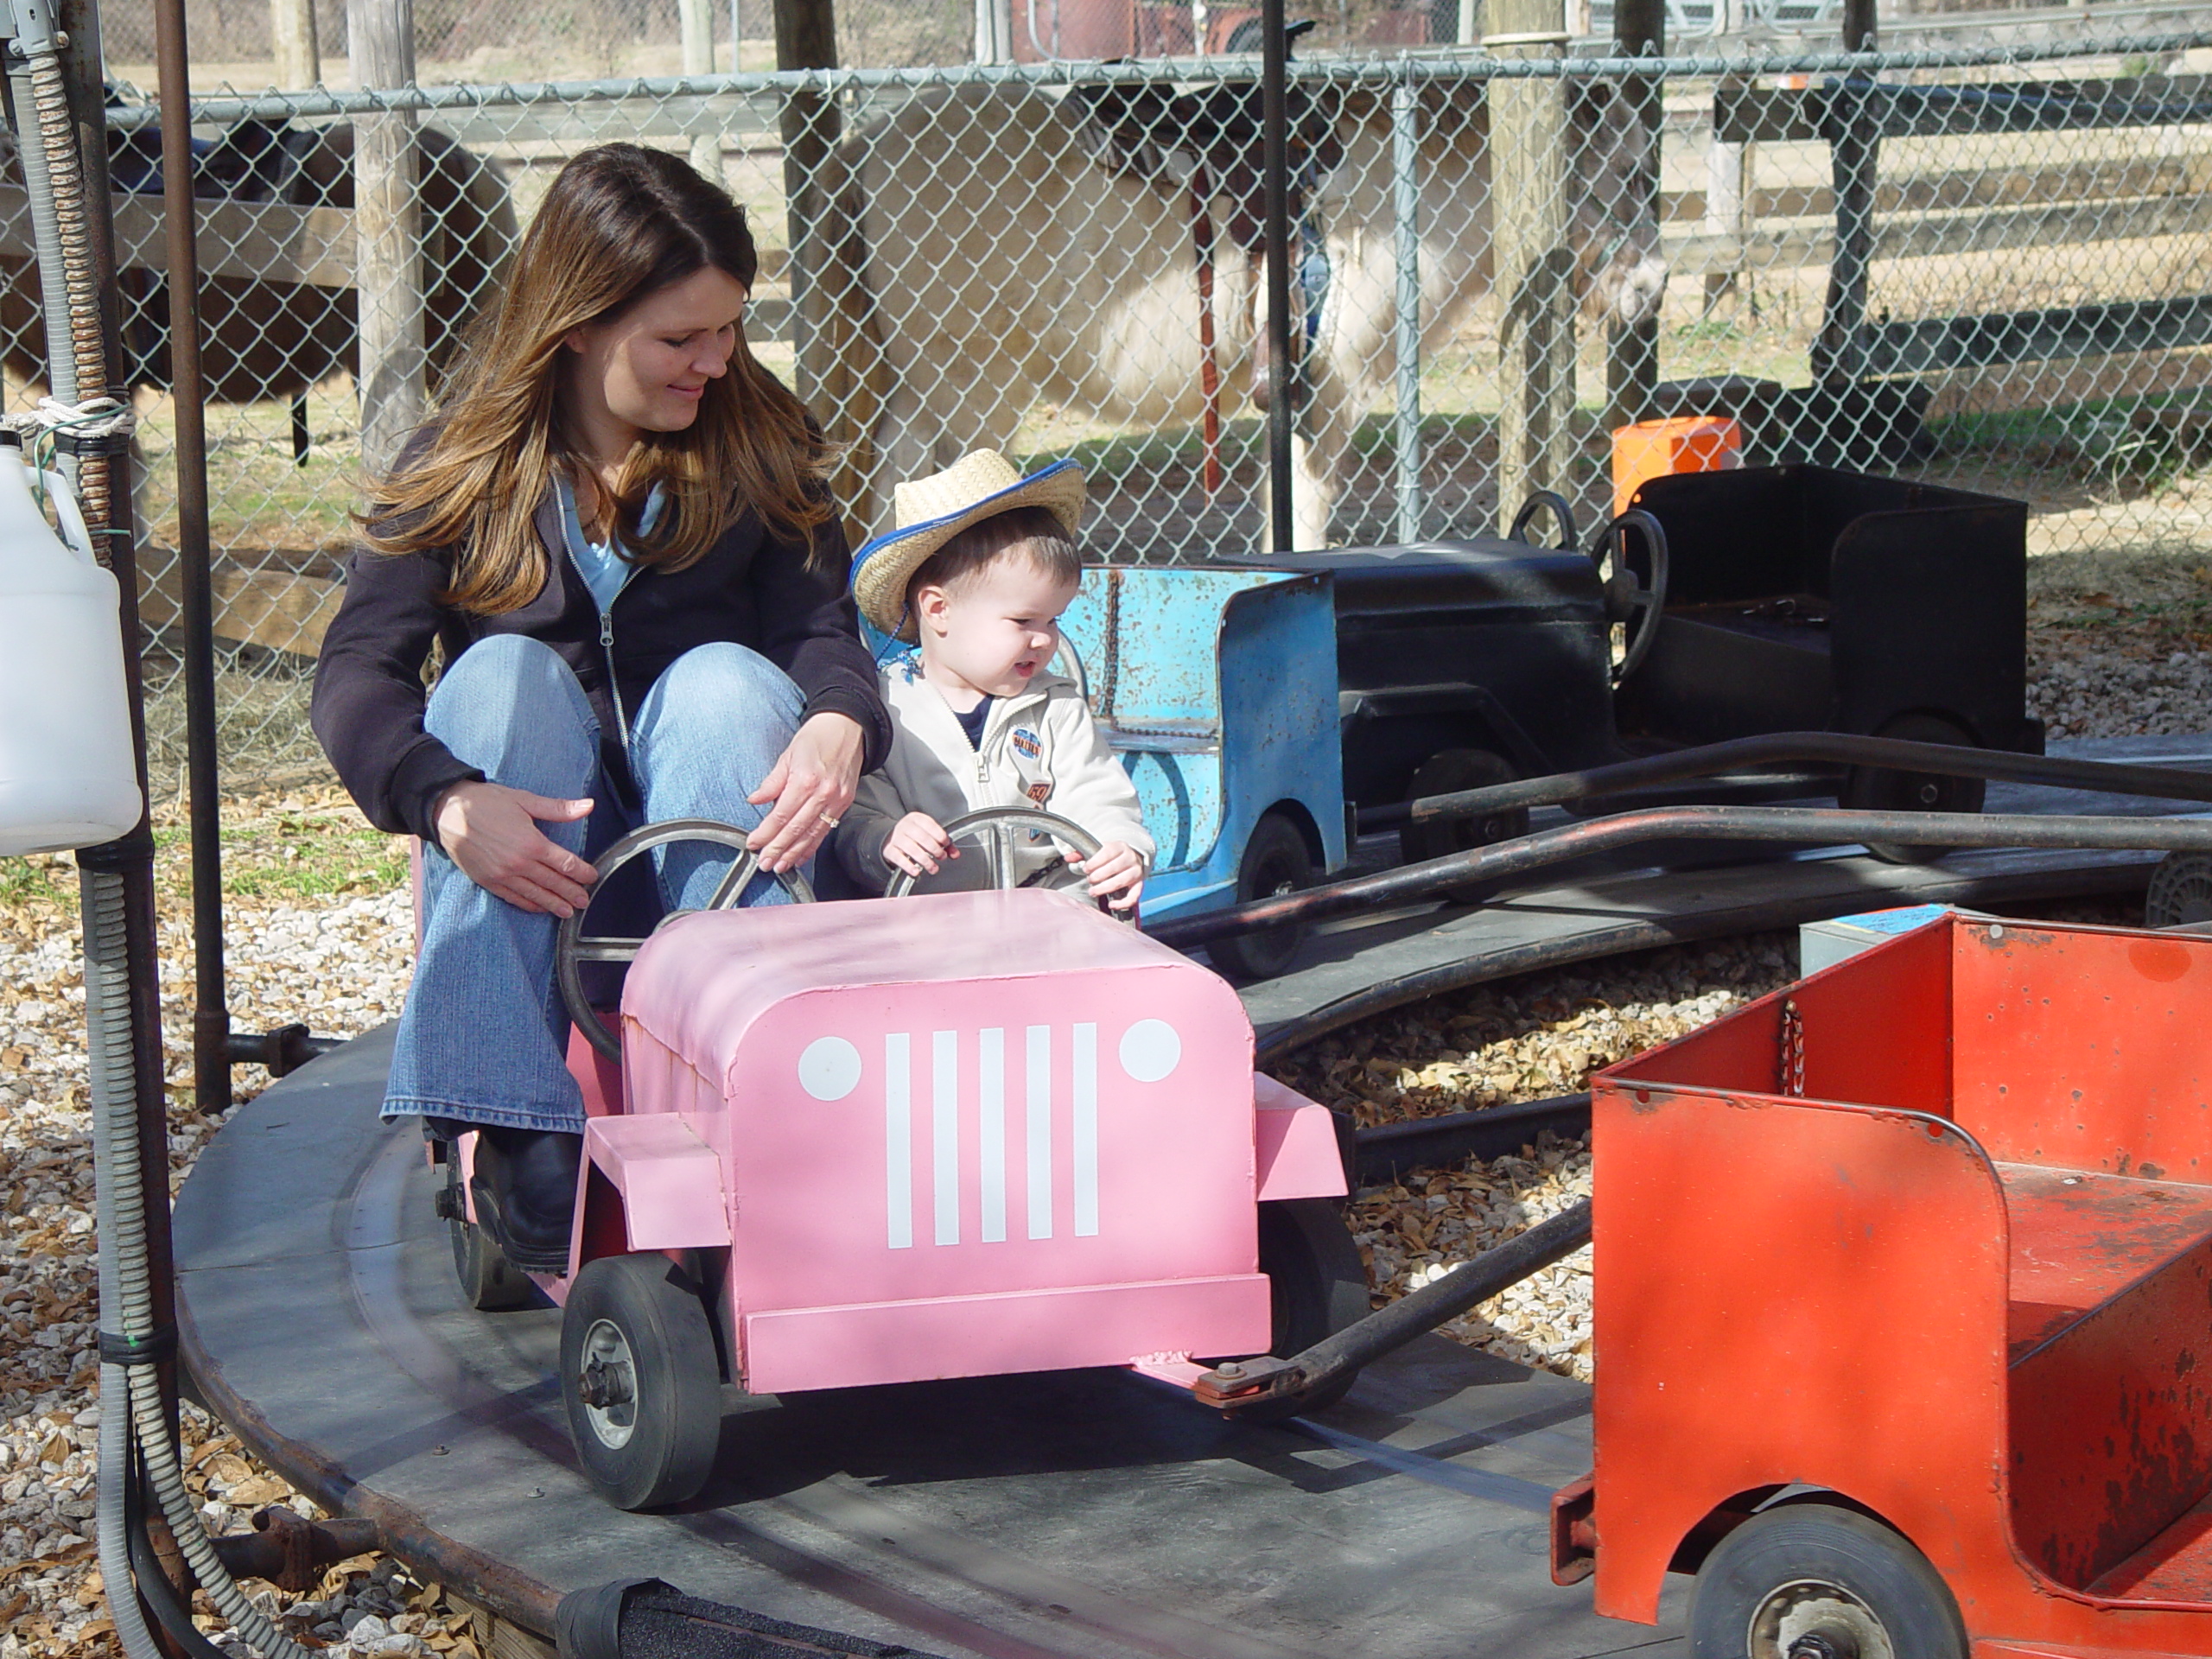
top-left (81, 874), bottom-right (159, 1659)
top-left (86, 864), bottom-right (307, 1659)
top-left (10, 31), bottom-right (112, 510)
top-left (6, 11), bottom-right (307, 1653)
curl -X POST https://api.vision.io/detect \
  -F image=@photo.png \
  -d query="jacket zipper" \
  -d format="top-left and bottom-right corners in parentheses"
top-left (599, 607), bottom-right (632, 750)
top-left (563, 471), bottom-right (639, 751)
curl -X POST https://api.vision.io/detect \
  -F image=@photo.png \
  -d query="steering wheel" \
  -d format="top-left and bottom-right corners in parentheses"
top-left (1588, 507), bottom-right (1670, 683)
top-left (884, 805), bottom-right (1135, 923)
top-left (1508, 490), bottom-right (1578, 550)
top-left (556, 817), bottom-right (816, 1061)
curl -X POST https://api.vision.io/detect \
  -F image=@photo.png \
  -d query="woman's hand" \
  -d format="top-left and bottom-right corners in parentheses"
top-left (747, 711), bottom-right (866, 872)
top-left (434, 780), bottom-right (598, 916)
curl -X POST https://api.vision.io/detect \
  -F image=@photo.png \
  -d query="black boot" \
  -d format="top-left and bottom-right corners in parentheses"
top-left (470, 1126), bottom-right (582, 1274)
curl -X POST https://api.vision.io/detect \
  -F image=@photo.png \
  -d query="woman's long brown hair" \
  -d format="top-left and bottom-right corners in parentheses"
top-left (362, 143), bottom-right (832, 614)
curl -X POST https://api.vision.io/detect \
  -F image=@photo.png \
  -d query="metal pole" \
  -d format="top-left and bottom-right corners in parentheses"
top-left (1361, 728), bottom-right (2212, 831)
top-left (1389, 75), bottom-right (1423, 543)
top-left (1201, 1201), bottom-right (1593, 1408)
top-left (1262, 0), bottom-right (1293, 551)
top-left (1153, 803), bottom-right (2212, 950)
top-left (154, 0), bottom-right (230, 1116)
top-left (52, 0), bottom-right (173, 1439)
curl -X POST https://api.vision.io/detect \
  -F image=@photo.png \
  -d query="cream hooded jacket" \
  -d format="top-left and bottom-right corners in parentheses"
top-left (836, 658), bottom-right (1155, 893)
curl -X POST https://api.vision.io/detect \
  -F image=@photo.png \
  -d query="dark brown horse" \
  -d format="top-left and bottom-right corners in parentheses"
top-left (0, 117), bottom-right (513, 427)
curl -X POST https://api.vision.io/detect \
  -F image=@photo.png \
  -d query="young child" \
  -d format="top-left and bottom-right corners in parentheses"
top-left (839, 452), bottom-right (1153, 909)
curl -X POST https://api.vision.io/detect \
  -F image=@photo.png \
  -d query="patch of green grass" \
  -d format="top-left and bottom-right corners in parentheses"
top-left (0, 855), bottom-right (75, 912)
top-left (137, 810), bottom-right (408, 908)
top-left (1670, 317), bottom-right (1746, 346)
top-left (206, 816), bottom-right (408, 904)
top-left (1928, 390), bottom-right (2212, 496)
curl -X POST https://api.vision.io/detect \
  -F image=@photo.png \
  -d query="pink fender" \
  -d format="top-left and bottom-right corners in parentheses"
top-left (1253, 1075), bottom-right (1348, 1201)
top-left (582, 1115), bottom-right (731, 1251)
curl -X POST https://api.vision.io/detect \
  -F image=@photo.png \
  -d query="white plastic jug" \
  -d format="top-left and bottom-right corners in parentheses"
top-left (0, 432), bottom-right (140, 855)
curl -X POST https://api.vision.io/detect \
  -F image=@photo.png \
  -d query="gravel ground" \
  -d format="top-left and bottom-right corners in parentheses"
top-left (1269, 939), bottom-right (1801, 1383)
top-left (0, 542), bottom-right (2204, 1655)
top-left (2028, 547), bottom-right (2212, 741)
top-left (1, 800), bottom-right (437, 1659)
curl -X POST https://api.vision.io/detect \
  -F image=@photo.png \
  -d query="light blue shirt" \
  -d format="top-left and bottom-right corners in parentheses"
top-left (556, 473), bottom-right (664, 614)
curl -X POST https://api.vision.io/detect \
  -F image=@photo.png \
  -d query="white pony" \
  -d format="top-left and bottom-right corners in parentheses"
top-left (826, 75), bottom-right (1667, 550)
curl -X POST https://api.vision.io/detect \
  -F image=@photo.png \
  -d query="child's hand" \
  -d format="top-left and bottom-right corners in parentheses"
top-left (882, 811), bottom-right (956, 880)
top-left (1071, 841), bottom-right (1145, 911)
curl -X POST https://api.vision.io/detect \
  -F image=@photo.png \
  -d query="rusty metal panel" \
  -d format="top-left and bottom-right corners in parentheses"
top-left (1777, 912), bottom-right (1956, 1116)
top-left (1589, 1080), bottom-right (2014, 1627)
top-left (1592, 913), bottom-right (2212, 1650)
top-left (1950, 922), bottom-right (2212, 1182)
top-left (2009, 1182), bottom-right (2212, 1591)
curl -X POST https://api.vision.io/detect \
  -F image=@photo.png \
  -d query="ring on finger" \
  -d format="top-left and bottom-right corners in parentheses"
top-left (818, 811), bottom-right (841, 829)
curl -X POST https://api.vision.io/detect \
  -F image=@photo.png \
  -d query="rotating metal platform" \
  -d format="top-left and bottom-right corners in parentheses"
top-left (176, 1027), bottom-right (1682, 1659)
top-left (174, 736), bottom-right (2212, 1657)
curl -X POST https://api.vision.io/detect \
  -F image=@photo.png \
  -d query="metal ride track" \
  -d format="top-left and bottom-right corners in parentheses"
top-left (173, 737), bottom-right (2211, 1659)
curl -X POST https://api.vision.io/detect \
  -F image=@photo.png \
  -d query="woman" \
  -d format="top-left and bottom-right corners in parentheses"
top-left (313, 143), bottom-right (888, 1271)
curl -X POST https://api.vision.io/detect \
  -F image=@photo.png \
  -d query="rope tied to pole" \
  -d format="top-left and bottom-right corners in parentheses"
top-left (4, 392), bottom-right (143, 438)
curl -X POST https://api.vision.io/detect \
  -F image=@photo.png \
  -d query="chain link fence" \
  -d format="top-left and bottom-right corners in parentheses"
top-left (10, 20), bottom-right (2212, 790)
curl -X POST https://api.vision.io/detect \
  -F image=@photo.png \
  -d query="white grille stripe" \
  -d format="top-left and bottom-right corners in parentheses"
top-left (873, 1020), bottom-right (1154, 1249)
top-left (932, 1030), bottom-right (959, 1246)
top-left (884, 1033), bottom-right (912, 1249)
top-left (1027, 1025), bottom-right (1052, 1240)
top-left (1073, 1022), bottom-right (1099, 1237)
top-left (980, 1028), bottom-right (1006, 1243)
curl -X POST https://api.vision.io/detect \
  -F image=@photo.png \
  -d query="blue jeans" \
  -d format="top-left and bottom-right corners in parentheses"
top-left (384, 635), bottom-right (804, 1132)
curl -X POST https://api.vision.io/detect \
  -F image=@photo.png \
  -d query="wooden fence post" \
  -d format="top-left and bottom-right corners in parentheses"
top-left (773, 0), bottom-right (880, 533)
top-left (1490, 0), bottom-right (1573, 528)
top-left (1605, 0), bottom-right (1663, 437)
top-left (681, 0), bottom-right (721, 182)
top-left (1705, 72), bottom-right (1748, 314)
top-left (974, 0), bottom-right (1013, 61)
top-left (775, 0), bottom-right (839, 410)
top-left (1814, 0), bottom-right (1878, 390)
top-left (348, 0), bottom-right (425, 475)
top-left (271, 0), bottom-right (319, 89)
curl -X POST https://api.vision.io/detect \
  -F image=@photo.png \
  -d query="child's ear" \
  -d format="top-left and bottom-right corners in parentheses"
top-left (914, 583), bottom-right (951, 637)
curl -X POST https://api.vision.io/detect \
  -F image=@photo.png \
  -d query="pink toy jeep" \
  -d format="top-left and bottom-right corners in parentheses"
top-left (436, 816), bottom-right (1363, 1510)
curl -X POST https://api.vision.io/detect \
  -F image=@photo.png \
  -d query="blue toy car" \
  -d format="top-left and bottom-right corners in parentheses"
top-left (1058, 565), bottom-right (1345, 982)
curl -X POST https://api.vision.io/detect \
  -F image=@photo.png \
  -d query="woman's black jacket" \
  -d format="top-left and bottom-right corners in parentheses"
top-left (311, 489), bottom-right (892, 845)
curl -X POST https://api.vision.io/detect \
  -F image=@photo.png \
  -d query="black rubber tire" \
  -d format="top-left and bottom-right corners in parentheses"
top-left (1688, 1502), bottom-right (1967, 1659)
top-left (561, 1254), bottom-right (725, 1511)
top-left (2148, 850), bottom-right (2212, 929)
top-left (1837, 713), bottom-right (1986, 866)
top-left (444, 1154), bottom-right (533, 1312)
top-left (1235, 1198), bottom-right (1372, 1423)
top-left (1208, 810), bottom-right (1317, 984)
top-left (1397, 748), bottom-right (1529, 904)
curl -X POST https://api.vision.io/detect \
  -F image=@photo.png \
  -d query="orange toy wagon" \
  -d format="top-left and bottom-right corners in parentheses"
top-left (1555, 912), bottom-right (2212, 1659)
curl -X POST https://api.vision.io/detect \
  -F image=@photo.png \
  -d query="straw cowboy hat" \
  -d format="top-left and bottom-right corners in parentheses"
top-left (851, 451), bottom-right (1086, 642)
